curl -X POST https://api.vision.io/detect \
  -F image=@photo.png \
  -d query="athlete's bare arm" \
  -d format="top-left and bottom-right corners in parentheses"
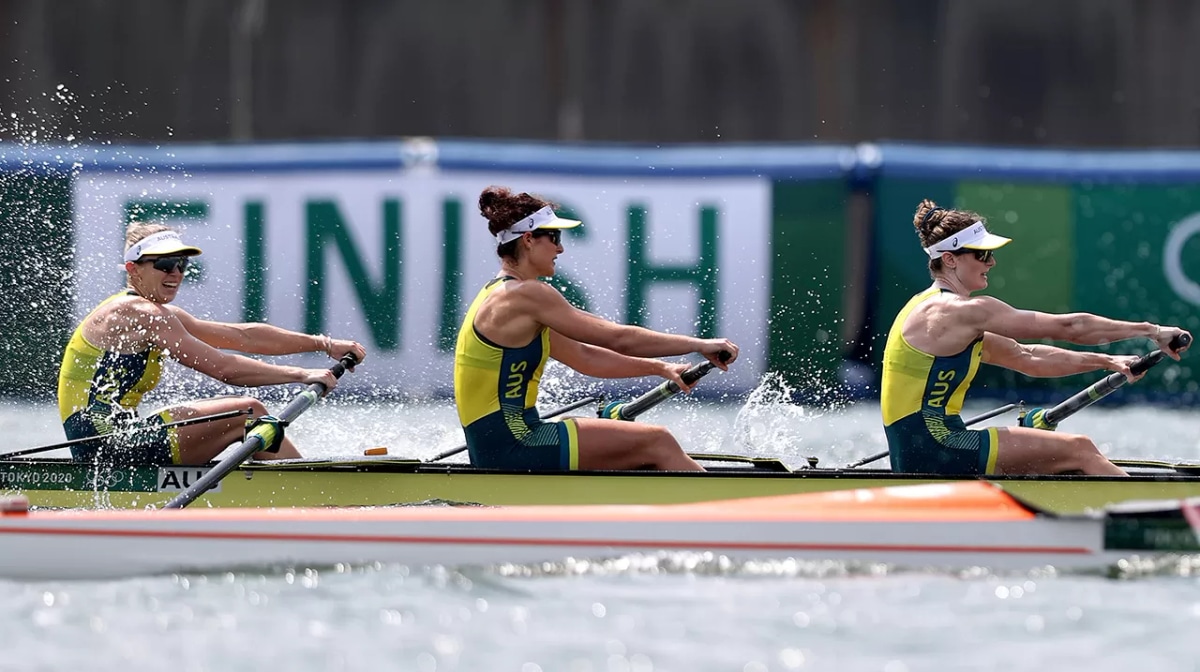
top-left (960, 295), bottom-right (1160, 346)
top-left (168, 307), bottom-right (366, 363)
top-left (548, 331), bottom-right (691, 388)
top-left (980, 333), bottom-right (1141, 380)
top-left (118, 302), bottom-right (336, 389)
top-left (511, 281), bottom-right (737, 369)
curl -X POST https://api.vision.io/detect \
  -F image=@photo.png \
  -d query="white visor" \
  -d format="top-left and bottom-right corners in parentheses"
top-left (923, 221), bottom-right (1012, 259)
top-left (123, 230), bottom-right (204, 262)
top-left (495, 206), bottom-right (582, 245)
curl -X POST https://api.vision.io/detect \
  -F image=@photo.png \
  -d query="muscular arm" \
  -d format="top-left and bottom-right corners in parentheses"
top-left (964, 296), bottom-right (1156, 345)
top-left (170, 309), bottom-right (325, 355)
top-left (981, 333), bottom-right (1114, 378)
top-left (548, 331), bottom-right (671, 379)
top-left (133, 307), bottom-right (309, 387)
top-left (517, 282), bottom-right (705, 358)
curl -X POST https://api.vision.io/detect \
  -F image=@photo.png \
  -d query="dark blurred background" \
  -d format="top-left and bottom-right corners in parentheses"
top-left (3, 0), bottom-right (1199, 146)
top-left (2, 0), bottom-right (1199, 404)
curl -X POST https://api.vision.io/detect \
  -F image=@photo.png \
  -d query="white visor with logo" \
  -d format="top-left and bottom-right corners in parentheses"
top-left (123, 230), bottom-right (203, 262)
top-left (923, 221), bottom-right (1012, 259)
top-left (495, 206), bottom-right (582, 245)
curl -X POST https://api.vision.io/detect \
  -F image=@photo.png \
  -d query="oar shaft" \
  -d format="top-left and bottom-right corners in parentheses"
top-left (1044, 333), bottom-right (1189, 426)
top-left (426, 396), bottom-right (599, 463)
top-left (613, 362), bottom-right (714, 420)
top-left (844, 403), bottom-right (1019, 469)
top-left (163, 355), bottom-right (357, 509)
top-left (608, 351), bottom-right (731, 421)
top-left (0, 409), bottom-right (254, 460)
top-left (1042, 371), bottom-right (1133, 426)
top-left (963, 403), bottom-right (1019, 426)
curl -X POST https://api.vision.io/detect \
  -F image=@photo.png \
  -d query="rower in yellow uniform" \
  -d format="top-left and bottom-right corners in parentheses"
top-left (454, 186), bottom-right (738, 472)
top-left (881, 199), bottom-right (1191, 476)
top-left (58, 223), bottom-right (366, 465)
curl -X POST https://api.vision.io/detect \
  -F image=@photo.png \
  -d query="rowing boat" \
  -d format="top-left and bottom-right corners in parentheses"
top-left (6, 453), bottom-right (1200, 514)
top-left (1, 481), bottom-right (1196, 580)
top-left (5, 338), bottom-right (1192, 515)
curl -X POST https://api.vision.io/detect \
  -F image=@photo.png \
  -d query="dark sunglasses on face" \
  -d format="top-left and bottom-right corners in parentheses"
top-left (144, 256), bottom-right (190, 273)
top-left (954, 249), bottom-right (993, 263)
top-left (532, 229), bottom-right (562, 245)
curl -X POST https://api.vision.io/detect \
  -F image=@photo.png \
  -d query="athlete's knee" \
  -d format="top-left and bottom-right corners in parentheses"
top-left (644, 427), bottom-right (685, 463)
top-left (1066, 434), bottom-right (1102, 456)
top-left (240, 398), bottom-right (269, 417)
top-left (1056, 434), bottom-right (1107, 470)
top-left (647, 425), bottom-right (679, 447)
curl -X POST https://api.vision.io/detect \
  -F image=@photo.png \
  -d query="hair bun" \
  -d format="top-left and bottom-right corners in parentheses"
top-left (913, 199), bottom-right (944, 233)
top-left (478, 185), bottom-right (511, 219)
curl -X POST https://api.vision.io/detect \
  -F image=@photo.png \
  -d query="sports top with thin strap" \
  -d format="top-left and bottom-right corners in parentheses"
top-left (880, 287), bottom-right (998, 475)
top-left (453, 277), bottom-right (579, 470)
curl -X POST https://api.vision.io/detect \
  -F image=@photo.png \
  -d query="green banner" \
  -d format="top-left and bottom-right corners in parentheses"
top-left (768, 179), bottom-right (853, 397)
top-left (0, 172), bottom-right (72, 398)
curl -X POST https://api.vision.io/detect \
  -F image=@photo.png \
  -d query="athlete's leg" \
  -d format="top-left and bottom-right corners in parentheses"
top-left (571, 417), bottom-right (704, 471)
top-left (167, 396), bottom-right (301, 464)
top-left (992, 426), bottom-right (1127, 476)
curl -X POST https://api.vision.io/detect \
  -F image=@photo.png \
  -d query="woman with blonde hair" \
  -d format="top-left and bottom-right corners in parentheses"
top-left (57, 223), bottom-right (366, 465)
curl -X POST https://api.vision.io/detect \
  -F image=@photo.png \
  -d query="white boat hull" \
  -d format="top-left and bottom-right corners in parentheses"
top-left (0, 483), bottom-right (1171, 580)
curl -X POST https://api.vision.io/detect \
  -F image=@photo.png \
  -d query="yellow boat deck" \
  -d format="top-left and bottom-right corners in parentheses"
top-left (5, 454), bottom-right (1200, 514)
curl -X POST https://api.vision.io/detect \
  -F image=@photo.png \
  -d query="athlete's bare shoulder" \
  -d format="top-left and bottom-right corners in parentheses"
top-left (107, 293), bottom-right (172, 322)
top-left (494, 277), bottom-right (565, 308)
top-left (85, 293), bottom-right (176, 347)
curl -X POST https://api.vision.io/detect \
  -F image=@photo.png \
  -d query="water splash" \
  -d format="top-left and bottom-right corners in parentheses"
top-left (730, 372), bottom-right (820, 457)
top-left (218, 551), bottom-right (1200, 582)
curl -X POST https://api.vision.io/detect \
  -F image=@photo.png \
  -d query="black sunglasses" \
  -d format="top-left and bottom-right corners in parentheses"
top-left (532, 229), bottom-right (562, 245)
top-left (954, 249), bottom-right (993, 263)
top-left (143, 256), bottom-right (190, 273)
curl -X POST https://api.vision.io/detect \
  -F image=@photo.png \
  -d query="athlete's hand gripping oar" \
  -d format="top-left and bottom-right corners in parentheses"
top-left (843, 403), bottom-right (1020, 469)
top-left (163, 354), bottom-right (359, 509)
top-left (1027, 333), bottom-right (1192, 429)
top-left (0, 409), bottom-right (254, 460)
top-left (600, 351), bottom-right (732, 421)
top-left (425, 395), bottom-right (600, 463)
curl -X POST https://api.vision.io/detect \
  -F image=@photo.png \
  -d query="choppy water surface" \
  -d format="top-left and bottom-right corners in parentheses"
top-left (3, 381), bottom-right (1200, 671)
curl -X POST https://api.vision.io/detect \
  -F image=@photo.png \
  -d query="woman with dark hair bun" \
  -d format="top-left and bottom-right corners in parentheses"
top-left (454, 186), bottom-right (739, 472)
top-left (880, 199), bottom-right (1191, 476)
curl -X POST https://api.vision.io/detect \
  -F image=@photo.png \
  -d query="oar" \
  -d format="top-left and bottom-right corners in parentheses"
top-left (425, 396), bottom-right (599, 463)
top-left (600, 352), bottom-right (731, 421)
top-left (844, 403), bottom-right (1019, 469)
top-left (0, 409), bottom-right (255, 460)
top-left (1042, 333), bottom-right (1191, 426)
top-left (163, 354), bottom-right (358, 509)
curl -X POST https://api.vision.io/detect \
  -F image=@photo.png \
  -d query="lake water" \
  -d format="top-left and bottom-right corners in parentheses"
top-left (3, 383), bottom-right (1200, 671)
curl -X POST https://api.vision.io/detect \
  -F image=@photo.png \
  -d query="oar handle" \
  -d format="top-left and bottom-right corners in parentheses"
top-left (608, 351), bottom-right (730, 421)
top-left (163, 354), bottom-right (358, 509)
top-left (261, 353), bottom-right (357, 423)
top-left (1043, 333), bottom-right (1189, 426)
